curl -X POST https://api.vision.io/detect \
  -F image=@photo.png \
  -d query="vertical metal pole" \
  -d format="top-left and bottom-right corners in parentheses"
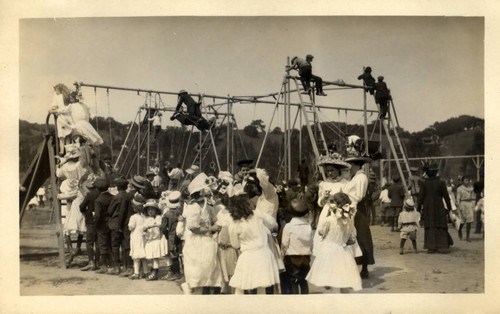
top-left (287, 58), bottom-right (292, 180)
top-left (199, 130), bottom-right (202, 169)
top-left (47, 137), bottom-right (66, 268)
top-left (283, 79), bottom-right (290, 181)
top-left (146, 93), bottom-right (151, 171)
top-left (227, 99), bottom-right (231, 171)
top-left (363, 86), bottom-right (369, 156)
top-left (476, 155), bottom-right (480, 182)
top-left (106, 89), bottom-right (114, 163)
top-left (299, 106), bottom-right (302, 161)
top-left (137, 109), bottom-right (141, 175)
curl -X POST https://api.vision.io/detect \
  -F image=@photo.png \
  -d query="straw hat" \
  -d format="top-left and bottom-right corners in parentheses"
top-left (166, 191), bottom-right (182, 209)
top-left (132, 192), bottom-right (146, 206)
top-left (144, 199), bottom-right (160, 210)
top-left (129, 175), bottom-right (146, 190)
top-left (317, 153), bottom-right (350, 169)
top-left (404, 198), bottom-right (415, 209)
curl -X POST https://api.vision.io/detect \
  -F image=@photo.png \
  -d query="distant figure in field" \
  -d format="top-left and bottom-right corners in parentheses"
top-left (290, 54), bottom-right (327, 96)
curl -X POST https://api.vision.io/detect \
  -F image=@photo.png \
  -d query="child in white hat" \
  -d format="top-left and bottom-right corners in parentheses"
top-left (397, 198), bottom-right (421, 254)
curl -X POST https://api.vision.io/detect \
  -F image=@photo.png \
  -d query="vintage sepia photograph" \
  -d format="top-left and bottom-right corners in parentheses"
top-left (3, 1), bottom-right (499, 313)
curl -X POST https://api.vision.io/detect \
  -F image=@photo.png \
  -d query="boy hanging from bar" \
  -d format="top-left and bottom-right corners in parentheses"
top-left (171, 90), bottom-right (210, 130)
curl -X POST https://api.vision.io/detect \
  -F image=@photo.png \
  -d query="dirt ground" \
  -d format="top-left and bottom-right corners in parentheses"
top-left (19, 207), bottom-right (484, 296)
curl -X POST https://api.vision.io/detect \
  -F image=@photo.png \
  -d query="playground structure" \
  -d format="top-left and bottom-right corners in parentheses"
top-left (21, 57), bottom-right (485, 268)
top-left (78, 57), bottom-right (412, 186)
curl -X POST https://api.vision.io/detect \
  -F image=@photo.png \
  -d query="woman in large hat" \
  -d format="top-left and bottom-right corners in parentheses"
top-left (312, 154), bottom-right (351, 258)
top-left (181, 173), bottom-right (223, 294)
top-left (343, 154), bottom-right (374, 279)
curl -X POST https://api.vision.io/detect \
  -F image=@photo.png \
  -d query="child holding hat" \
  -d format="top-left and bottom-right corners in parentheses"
top-left (397, 198), bottom-right (421, 255)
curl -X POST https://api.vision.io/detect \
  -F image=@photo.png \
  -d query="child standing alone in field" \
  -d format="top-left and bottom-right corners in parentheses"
top-left (398, 198), bottom-right (420, 255)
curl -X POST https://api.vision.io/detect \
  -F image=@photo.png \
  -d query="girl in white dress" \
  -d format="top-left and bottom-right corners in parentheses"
top-left (128, 193), bottom-right (149, 280)
top-left (306, 192), bottom-right (362, 292)
top-left (51, 84), bottom-right (103, 151)
top-left (181, 173), bottom-right (223, 295)
top-left (228, 194), bottom-right (280, 294)
top-left (143, 200), bottom-right (168, 281)
top-left (312, 154), bottom-right (351, 258)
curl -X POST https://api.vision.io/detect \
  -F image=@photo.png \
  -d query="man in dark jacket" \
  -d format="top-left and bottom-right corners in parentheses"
top-left (290, 54), bottom-right (327, 96)
top-left (107, 177), bottom-right (130, 275)
top-left (79, 180), bottom-right (101, 271)
top-left (387, 176), bottom-right (406, 232)
top-left (93, 178), bottom-right (114, 274)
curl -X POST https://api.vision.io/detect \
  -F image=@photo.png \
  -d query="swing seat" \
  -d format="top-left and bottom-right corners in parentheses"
top-left (171, 112), bottom-right (210, 131)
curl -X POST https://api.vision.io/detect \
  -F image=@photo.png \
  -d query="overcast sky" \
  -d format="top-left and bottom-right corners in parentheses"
top-left (19, 16), bottom-right (483, 132)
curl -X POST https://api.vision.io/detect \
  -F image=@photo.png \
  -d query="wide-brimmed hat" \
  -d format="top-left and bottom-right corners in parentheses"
top-left (144, 199), bottom-right (160, 210)
top-left (166, 191), bottom-right (182, 208)
top-left (404, 198), bottom-right (415, 209)
top-left (306, 54), bottom-right (314, 59)
top-left (129, 175), bottom-right (146, 190)
top-left (188, 173), bottom-right (209, 195)
top-left (132, 192), bottom-right (146, 206)
top-left (317, 154), bottom-right (350, 169)
top-left (186, 164), bottom-right (200, 175)
top-left (345, 152), bottom-right (372, 164)
top-left (145, 171), bottom-right (155, 177)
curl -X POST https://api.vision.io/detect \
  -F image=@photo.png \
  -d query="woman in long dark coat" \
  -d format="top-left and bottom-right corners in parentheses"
top-left (416, 165), bottom-right (453, 253)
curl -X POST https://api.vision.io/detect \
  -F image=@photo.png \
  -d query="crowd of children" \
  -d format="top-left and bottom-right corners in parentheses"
top-left (56, 150), bottom-right (380, 295)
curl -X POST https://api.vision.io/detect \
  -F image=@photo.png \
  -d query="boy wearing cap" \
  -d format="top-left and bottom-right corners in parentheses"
top-left (290, 54), bottom-right (327, 96)
top-left (398, 198), bottom-right (421, 254)
top-left (107, 177), bottom-right (132, 275)
top-left (93, 178), bottom-right (114, 274)
top-left (79, 180), bottom-right (101, 271)
top-left (160, 191), bottom-right (183, 281)
top-left (373, 76), bottom-right (391, 119)
top-left (234, 159), bottom-right (253, 183)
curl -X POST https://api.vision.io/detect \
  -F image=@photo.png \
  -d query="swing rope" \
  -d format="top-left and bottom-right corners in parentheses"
top-left (107, 89), bottom-right (114, 162)
top-left (94, 87), bottom-right (99, 132)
